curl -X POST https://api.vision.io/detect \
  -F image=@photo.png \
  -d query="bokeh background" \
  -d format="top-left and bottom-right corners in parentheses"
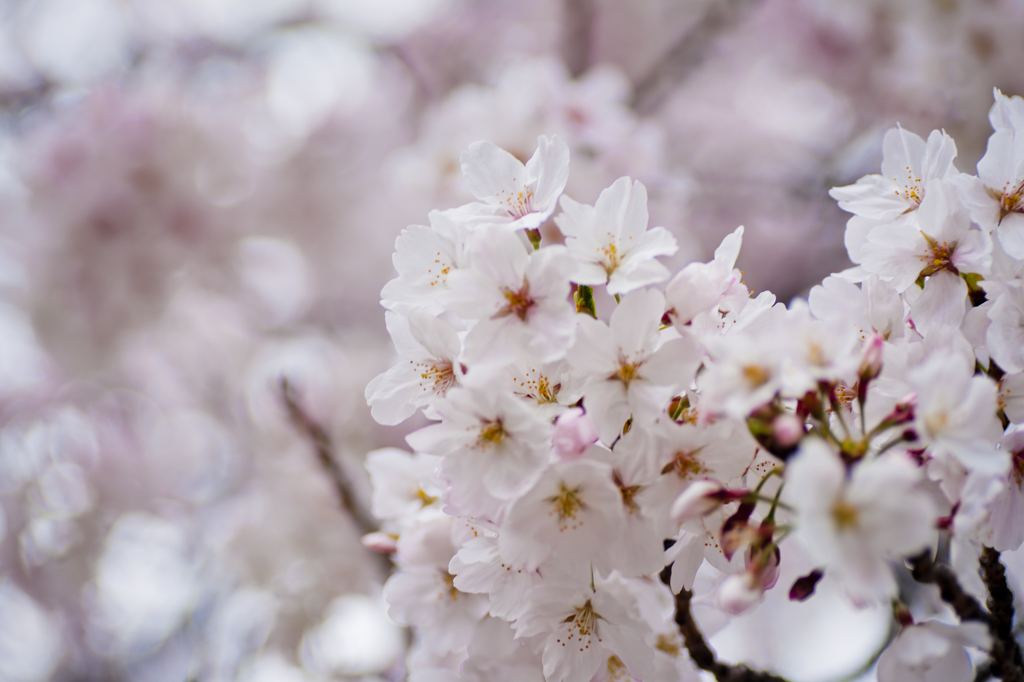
top-left (0, 0), bottom-right (1023, 680)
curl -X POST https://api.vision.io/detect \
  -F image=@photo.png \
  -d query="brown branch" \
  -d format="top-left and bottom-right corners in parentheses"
top-left (980, 547), bottom-right (1024, 673)
top-left (660, 566), bottom-right (790, 682)
top-left (279, 376), bottom-right (380, 538)
top-left (910, 550), bottom-right (1024, 682)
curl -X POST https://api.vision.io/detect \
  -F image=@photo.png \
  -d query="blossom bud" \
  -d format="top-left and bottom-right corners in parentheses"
top-left (670, 480), bottom-right (725, 523)
top-left (718, 572), bottom-right (763, 615)
top-left (772, 413), bottom-right (805, 449)
top-left (859, 333), bottom-right (885, 382)
top-left (552, 408), bottom-right (598, 460)
top-left (788, 569), bottom-right (823, 602)
top-left (750, 546), bottom-right (781, 591)
top-left (361, 532), bottom-right (398, 554)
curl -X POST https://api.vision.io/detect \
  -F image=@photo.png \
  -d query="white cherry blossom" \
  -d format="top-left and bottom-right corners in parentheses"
top-left (366, 310), bottom-right (463, 425)
top-left (447, 229), bottom-right (576, 366)
top-left (829, 126), bottom-right (958, 222)
top-left (406, 386), bottom-right (551, 516)
top-left (460, 135), bottom-right (570, 232)
top-left (500, 459), bottom-right (626, 575)
top-left (554, 177), bottom-right (677, 295)
top-left (569, 288), bottom-right (702, 445)
top-left (514, 572), bottom-right (654, 682)
top-left (784, 439), bottom-right (938, 604)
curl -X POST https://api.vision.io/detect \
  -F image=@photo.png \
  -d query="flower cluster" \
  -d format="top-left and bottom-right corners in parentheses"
top-left (367, 90), bottom-right (1024, 682)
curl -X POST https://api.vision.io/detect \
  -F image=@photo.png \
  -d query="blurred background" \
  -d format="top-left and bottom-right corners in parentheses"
top-left (0, 0), bottom-right (1022, 680)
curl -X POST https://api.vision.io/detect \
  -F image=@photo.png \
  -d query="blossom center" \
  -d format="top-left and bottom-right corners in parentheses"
top-left (661, 450), bottom-right (707, 479)
top-left (614, 362), bottom-right (639, 385)
top-left (742, 364), bottom-right (772, 388)
top-left (654, 633), bottom-right (682, 657)
top-left (498, 187), bottom-right (535, 219)
top-left (893, 166), bottom-right (923, 205)
top-left (600, 237), bottom-right (621, 275)
top-left (477, 419), bottom-right (506, 447)
top-left (920, 234), bottom-right (958, 276)
top-left (569, 600), bottom-right (598, 636)
top-left (513, 368), bottom-right (560, 404)
top-left (497, 280), bottom-right (535, 321)
top-left (548, 483), bottom-right (585, 521)
top-left (831, 499), bottom-right (859, 530)
top-left (439, 570), bottom-right (460, 602)
top-left (991, 179), bottom-right (1024, 223)
top-left (1012, 449), bottom-right (1024, 487)
top-left (414, 359), bottom-right (456, 397)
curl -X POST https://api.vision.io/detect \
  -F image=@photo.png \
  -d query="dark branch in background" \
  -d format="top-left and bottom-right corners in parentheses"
top-left (910, 549), bottom-right (1024, 682)
top-left (632, 0), bottom-right (761, 114)
top-left (279, 376), bottom-right (381, 539)
top-left (561, 0), bottom-right (594, 77)
top-left (660, 565), bottom-right (791, 682)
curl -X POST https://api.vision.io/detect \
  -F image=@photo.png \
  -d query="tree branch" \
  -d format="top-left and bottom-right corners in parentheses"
top-left (631, 0), bottom-right (761, 114)
top-left (910, 550), bottom-right (1024, 682)
top-left (980, 547), bottom-right (1024, 673)
top-left (660, 566), bottom-right (790, 682)
top-left (279, 376), bottom-right (380, 538)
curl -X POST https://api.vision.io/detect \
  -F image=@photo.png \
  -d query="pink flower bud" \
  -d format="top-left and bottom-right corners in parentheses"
top-left (552, 408), bottom-right (598, 460)
top-left (718, 572), bottom-right (764, 615)
top-left (670, 480), bottom-right (725, 524)
top-left (772, 413), bottom-right (804, 448)
top-left (859, 333), bottom-right (885, 381)
top-left (748, 546), bottom-right (780, 590)
top-left (361, 532), bottom-right (398, 554)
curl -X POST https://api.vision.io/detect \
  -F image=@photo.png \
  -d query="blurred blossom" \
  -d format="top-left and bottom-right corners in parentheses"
top-left (299, 593), bottom-right (404, 676)
top-left (204, 588), bottom-right (278, 682)
top-left (21, 0), bottom-right (130, 84)
top-left (0, 580), bottom-right (63, 682)
top-left (86, 513), bottom-right (202, 658)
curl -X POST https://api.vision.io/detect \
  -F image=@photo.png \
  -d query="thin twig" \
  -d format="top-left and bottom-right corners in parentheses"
top-left (660, 566), bottom-right (790, 682)
top-left (632, 0), bottom-right (761, 114)
top-left (279, 376), bottom-right (380, 538)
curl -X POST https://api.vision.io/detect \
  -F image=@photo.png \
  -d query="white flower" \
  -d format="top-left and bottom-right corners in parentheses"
top-left (514, 572), bottom-right (654, 682)
top-left (554, 177), bottom-right (677, 295)
top-left (385, 515), bottom-right (489, 655)
top-left (460, 135), bottom-right (570, 231)
top-left (829, 126), bottom-right (958, 222)
top-left (364, 447), bottom-right (442, 526)
top-left (645, 420), bottom-right (759, 536)
top-left (956, 90), bottom-right (1024, 258)
top-left (976, 431), bottom-right (1024, 552)
top-left (568, 288), bottom-right (702, 445)
top-left (449, 528), bottom-right (543, 622)
top-left (908, 350), bottom-right (1006, 475)
top-left (860, 179), bottom-right (990, 295)
top-left (447, 230), bottom-right (576, 366)
top-left (380, 209), bottom-right (472, 314)
top-left (406, 386), bottom-right (551, 516)
top-left (986, 281), bottom-right (1024, 373)
top-left (808, 274), bottom-right (905, 342)
top-left (783, 439), bottom-right (938, 604)
top-left (665, 226), bottom-right (748, 330)
top-left (365, 310), bottom-right (463, 425)
top-left (999, 371), bottom-right (1024, 424)
top-left (500, 459), bottom-right (626, 575)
